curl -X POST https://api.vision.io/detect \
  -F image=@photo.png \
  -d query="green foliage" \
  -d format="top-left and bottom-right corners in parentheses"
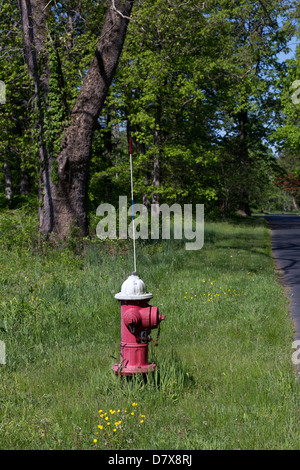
top-left (274, 55), bottom-right (300, 154)
top-left (0, 0), bottom-right (299, 219)
top-left (88, 0), bottom-right (296, 214)
top-left (272, 38), bottom-right (300, 206)
top-left (0, 0), bottom-right (37, 202)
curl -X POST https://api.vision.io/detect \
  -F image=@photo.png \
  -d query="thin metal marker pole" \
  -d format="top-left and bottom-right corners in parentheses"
top-left (129, 135), bottom-right (137, 273)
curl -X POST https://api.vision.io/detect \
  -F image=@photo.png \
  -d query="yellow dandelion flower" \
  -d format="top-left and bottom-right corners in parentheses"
top-left (98, 425), bottom-right (103, 430)
top-left (105, 416), bottom-right (109, 421)
top-left (131, 412), bottom-right (134, 415)
top-left (113, 429), bottom-right (117, 432)
top-left (94, 439), bottom-right (97, 443)
top-left (140, 420), bottom-right (144, 423)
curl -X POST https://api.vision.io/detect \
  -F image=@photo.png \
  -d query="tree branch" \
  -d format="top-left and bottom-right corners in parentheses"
top-left (111, 0), bottom-right (132, 21)
top-left (111, 0), bottom-right (145, 32)
top-left (257, 0), bottom-right (277, 28)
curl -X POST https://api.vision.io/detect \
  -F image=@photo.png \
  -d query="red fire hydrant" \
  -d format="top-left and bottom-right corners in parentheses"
top-left (112, 273), bottom-right (165, 376)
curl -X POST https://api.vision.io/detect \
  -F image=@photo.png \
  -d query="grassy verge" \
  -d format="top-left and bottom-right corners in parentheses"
top-left (0, 208), bottom-right (299, 450)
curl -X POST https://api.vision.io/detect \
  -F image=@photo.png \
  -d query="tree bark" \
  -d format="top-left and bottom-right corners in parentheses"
top-left (19, 168), bottom-right (30, 195)
top-left (292, 197), bottom-right (299, 212)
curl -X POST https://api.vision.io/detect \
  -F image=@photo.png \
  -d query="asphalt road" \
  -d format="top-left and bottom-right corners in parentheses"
top-left (264, 214), bottom-right (300, 341)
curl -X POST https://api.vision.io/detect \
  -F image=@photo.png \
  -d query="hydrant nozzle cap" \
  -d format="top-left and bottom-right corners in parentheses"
top-left (115, 273), bottom-right (153, 300)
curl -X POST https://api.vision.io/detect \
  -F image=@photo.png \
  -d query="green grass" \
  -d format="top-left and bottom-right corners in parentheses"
top-left (0, 207), bottom-right (299, 450)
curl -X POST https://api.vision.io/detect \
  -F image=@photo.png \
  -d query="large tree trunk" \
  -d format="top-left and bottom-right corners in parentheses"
top-left (53, 0), bottom-right (134, 238)
top-left (292, 197), bottom-right (299, 212)
top-left (19, 168), bottom-right (30, 195)
top-left (19, 0), bottom-right (134, 238)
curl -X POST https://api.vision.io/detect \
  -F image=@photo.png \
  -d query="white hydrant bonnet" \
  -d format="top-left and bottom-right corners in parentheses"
top-left (115, 272), bottom-right (153, 300)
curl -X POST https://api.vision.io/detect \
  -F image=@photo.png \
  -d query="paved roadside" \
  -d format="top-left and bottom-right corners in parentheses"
top-left (264, 214), bottom-right (300, 341)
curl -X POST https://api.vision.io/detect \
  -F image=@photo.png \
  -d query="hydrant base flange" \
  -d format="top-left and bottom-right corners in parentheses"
top-left (112, 362), bottom-right (156, 376)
